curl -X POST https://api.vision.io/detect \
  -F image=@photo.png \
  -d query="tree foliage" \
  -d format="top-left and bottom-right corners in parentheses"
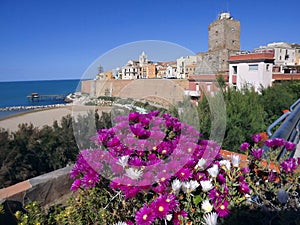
top-left (197, 81), bottom-right (300, 152)
top-left (0, 110), bottom-right (112, 188)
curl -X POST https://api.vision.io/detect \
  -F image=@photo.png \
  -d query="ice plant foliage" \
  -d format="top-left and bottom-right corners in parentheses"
top-left (70, 113), bottom-right (300, 224)
top-left (241, 133), bottom-right (300, 213)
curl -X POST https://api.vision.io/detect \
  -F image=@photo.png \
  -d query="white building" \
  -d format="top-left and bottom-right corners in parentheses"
top-left (121, 60), bottom-right (139, 80)
top-left (255, 42), bottom-right (300, 73)
top-left (176, 55), bottom-right (197, 79)
top-left (166, 64), bottom-right (178, 79)
top-left (228, 52), bottom-right (274, 92)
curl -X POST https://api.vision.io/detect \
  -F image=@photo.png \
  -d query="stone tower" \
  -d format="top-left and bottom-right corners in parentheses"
top-left (208, 12), bottom-right (240, 52)
top-left (197, 12), bottom-right (241, 74)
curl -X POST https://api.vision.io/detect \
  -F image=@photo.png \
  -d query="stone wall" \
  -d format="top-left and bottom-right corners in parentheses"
top-left (0, 166), bottom-right (74, 207)
top-left (81, 79), bottom-right (189, 103)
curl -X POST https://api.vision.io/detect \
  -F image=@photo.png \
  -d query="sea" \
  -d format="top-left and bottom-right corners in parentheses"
top-left (0, 79), bottom-right (82, 119)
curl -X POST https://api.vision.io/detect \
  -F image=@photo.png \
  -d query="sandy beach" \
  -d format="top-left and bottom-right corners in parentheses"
top-left (0, 106), bottom-right (73, 132)
top-left (0, 105), bottom-right (112, 132)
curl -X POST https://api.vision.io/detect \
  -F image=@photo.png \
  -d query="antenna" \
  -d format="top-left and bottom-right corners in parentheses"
top-left (226, 0), bottom-right (229, 12)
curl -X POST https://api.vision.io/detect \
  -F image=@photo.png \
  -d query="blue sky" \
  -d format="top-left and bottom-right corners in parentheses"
top-left (0, 0), bottom-right (299, 81)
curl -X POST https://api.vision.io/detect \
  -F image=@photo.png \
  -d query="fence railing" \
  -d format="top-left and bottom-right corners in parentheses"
top-left (264, 98), bottom-right (300, 160)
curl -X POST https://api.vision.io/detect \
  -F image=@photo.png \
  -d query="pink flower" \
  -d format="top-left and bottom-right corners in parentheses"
top-left (285, 141), bottom-right (296, 151)
top-left (238, 181), bottom-right (250, 194)
top-left (135, 205), bottom-right (155, 225)
top-left (208, 189), bottom-right (222, 202)
top-left (70, 179), bottom-right (81, 191)
top-left (239, 142), bottom-right (250, 151)
top-left (172, 210), bottom-right (188, 225)
top-left (281, 158), bottom-right (298, 173)
top-left (250, 148), bottom-right (263, 159)
top-left (175, 168), bottom-right (192, 181)
top-left (264, 139), bottom-right (274, 147)
top-left (214, 200), bottom-right (230, 218)
top-left (273, 138), bottom-right (285, 147)
top-left (151, 195), bottom-right (171, 219)
top-left (163, 193), bottom-right (179, 211)
top-left (251, 133), bottom-right (262, 143)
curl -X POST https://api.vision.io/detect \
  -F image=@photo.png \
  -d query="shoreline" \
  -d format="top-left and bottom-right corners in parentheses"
top-left (0, 103), bottom-right (69, 112)
top-left (0, 104), bottom-right (112, 132)
top-left (0, 104), bottom-right (71, 122)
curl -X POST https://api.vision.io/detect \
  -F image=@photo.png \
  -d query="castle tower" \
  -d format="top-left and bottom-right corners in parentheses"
top-left (197, 12), bottom-right (241, 74)
top-left (208, 12), bottom-right (240, 52)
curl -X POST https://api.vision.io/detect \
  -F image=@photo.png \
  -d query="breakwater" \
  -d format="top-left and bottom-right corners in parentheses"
top-left (0, 103), bottom-right (70, 112)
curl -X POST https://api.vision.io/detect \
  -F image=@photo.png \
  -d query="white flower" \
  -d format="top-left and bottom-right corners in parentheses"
top-left (171, 179), bottom-right (182, 193)
top-left (200, 180), bottom-right (213, 192)
top-left (201, 199), bottom-right (213, 213)
top-left (196, 158), bottom-right (207, 170)
top-left (113, 222), bottom-right (127, 225)
top-left (207, 164), bottom-right (219, 178)
top-left (166, 214), bottom-right (173, 221)
top-left (231, 154), bottom-right (240, 167)
top-left (219, 160), bottom-right (231, 171)
top-left (117, 155), bottom-right (129, 168)
top-left (125, 168), bottom-right (143, 180)
top-left (182, 180), bottom-right (200, 193)
top-left (202, 212), bottom-right (218, 225)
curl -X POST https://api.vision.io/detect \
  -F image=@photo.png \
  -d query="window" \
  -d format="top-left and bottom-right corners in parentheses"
top-left (266, 64), bottom-right (269, 71)
top-left (232, 66), bottom-right (237, 74)
top-left (249, 64), bottom-right (258, 70)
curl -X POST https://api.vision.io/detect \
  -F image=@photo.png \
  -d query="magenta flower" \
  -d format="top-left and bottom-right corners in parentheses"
top-left (264, 139), bottom-right (274, 147)
top-left (214, 200), bottom-right (230, 218)
top-left (280, 158), bottom-right (298, 173)
top-left (121, 186), bottom-right (141, 199)
top-left (163, 193), bottom-right (179, 211)
top-left (217, 173), bottom-right (226, 184)
top-left (239, 142), bottom-right (250, 151)
top-left (135, 205), bottom-right (155, 225)
top-left (267, 170), bottom-right (277, 182)
top-left (128, 111), bottom-right (140, 123)
top-left (107, 136), bottom-right (121, 147)
top-left (151, 180), bottom-right (169, 194)
top-left (285, 141), bottom-right (296, 151)
top-left (175, 168), bottom-right (192, 181)
top-left (238, 181), bottom-right (250, 194)
top-left (70, 179), bottom-right (81, 191)
top-left (241, 167), bottom-right (250, 174)
top-left (151, 195), bottom-right (171, 219)
top-left (172, 210), bottom-right (188, 225)
top-left (208, 189), bottom-right (222, 201)
top-left (250, 148), bottom-right (263, 159)
top-left (273, 138), bottom-right (285, 147)
top-left (251, 133), bottom-right (262, 143)
top-left (81, 172), bottom-right (99, 188)
top-left (193, 172), bottom-right (207, 181)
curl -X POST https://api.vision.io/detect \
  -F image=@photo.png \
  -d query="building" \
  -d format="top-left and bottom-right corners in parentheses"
top-left (117, 52), bottom-right (157, 79)
top-left (228, 52), bottom-right (274, 92)
top-left (255, 42), bottom-right (300, 73)
top-left (176, 55), bottom-right (197, 79)
top-left (185, 63), bottom-right (197, 78)
top-left (121, 60), bottom-right (139, 80)
top-left (197, 12), bottom-right (240, 74)
top-left (166, 63), bottom-right (178, 79)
